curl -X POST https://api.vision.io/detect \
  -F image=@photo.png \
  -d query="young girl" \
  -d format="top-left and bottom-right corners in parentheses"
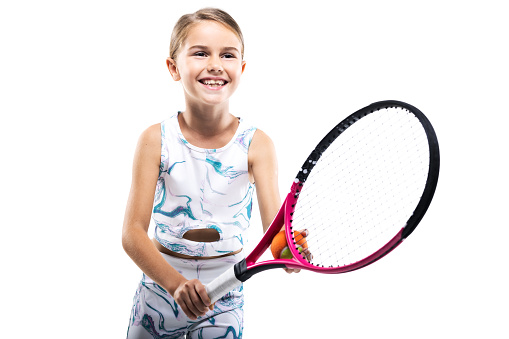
top-left (122, 8), bottom-right (290, 338)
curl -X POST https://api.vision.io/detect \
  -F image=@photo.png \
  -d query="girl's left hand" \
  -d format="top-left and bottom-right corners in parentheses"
top-left (284, 229), bottom-right (312, 273)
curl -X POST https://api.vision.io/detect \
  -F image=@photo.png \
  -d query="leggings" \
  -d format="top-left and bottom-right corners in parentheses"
top-left (126, 251), bottom-right (244, 339)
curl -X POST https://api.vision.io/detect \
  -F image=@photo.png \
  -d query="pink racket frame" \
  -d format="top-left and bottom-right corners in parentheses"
top-left (244, 181), bottom-right (406, 274)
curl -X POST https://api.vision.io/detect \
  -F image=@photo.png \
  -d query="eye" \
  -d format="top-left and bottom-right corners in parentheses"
top-left (194, 51), bottom-right (207, 57)
top-left (222, 53), bottom-right (236, 59)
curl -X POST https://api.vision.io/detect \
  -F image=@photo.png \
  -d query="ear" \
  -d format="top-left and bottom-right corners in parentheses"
top-left (166, 58), bottom-right (181, 81)
top-left (241, 61), bottom-right (246, 74)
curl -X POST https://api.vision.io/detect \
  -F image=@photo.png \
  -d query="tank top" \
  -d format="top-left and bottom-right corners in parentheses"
top-left (152, 113), bottom-right (257, 257)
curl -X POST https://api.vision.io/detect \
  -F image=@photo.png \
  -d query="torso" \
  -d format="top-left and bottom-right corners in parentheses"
top-left (152, 112), bottom-right (257, 260)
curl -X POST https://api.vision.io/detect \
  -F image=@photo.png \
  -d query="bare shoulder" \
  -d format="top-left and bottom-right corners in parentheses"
top-left (248, 128), bottom-right (278, 178)
top-left (249, 129), bottom-right (276, 159)
top-left (138, 123), bottom-right (161, 146)
top-left (134, 123), bottom-right (161, 166)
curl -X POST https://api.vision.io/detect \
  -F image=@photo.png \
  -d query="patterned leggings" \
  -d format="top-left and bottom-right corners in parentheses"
top-left (126, 251), bottom-right (244, 339)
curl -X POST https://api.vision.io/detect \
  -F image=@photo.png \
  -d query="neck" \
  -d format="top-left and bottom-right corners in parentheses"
top-left (181, 101), bottom-right (234, 136)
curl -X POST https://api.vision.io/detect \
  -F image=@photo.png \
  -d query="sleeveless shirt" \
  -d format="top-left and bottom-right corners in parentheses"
top-left (152, 113), bottom-right (257, 257)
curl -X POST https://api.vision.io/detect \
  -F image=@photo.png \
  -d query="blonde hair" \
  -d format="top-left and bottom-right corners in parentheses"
top-left (169, 8), bottom-right (244, 62)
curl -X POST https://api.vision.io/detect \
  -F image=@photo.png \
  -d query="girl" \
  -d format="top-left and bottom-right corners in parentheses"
top-left (122, 8), bottom-right (292, 338)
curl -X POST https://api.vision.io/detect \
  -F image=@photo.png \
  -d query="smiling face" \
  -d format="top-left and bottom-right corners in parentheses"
top-left (167, 21), bottom-right (246, 110)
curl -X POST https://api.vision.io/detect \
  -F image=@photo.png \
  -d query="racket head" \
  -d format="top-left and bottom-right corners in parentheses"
top-left (282, 100), bottom-right (439, 273)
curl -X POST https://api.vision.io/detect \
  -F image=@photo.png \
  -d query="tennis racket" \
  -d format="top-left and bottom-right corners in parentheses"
top-left (205, 100), bottom-right (440, 303)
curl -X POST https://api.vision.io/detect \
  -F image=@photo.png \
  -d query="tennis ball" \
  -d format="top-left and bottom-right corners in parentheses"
top-left (270, 230), bottom-right (308, 259)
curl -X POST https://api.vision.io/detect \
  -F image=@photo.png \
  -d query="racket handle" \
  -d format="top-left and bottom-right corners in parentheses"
top-left (205, 265), bottom-right (242, 304)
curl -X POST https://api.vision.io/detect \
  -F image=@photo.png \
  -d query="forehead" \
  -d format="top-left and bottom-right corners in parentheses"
top-left (183, 21), bottom-right (242, 50)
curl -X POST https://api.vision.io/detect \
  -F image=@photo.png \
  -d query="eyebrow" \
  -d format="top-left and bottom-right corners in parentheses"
top-left (188, 45), bottom-right (240, 53)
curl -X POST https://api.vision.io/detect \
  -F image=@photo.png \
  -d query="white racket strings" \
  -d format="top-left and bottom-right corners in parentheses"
top-left (291, 107), bottom-right (430, 268)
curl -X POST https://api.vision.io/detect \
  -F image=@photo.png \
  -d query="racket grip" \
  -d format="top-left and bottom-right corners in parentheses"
top-left (205, 265), bottom-right (242, 304)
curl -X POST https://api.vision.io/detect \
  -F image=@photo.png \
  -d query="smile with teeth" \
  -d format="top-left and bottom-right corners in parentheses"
top-left (200, 79), bottom-right (227, 87)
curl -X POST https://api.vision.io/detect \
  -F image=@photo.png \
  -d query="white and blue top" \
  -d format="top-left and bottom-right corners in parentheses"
top-left (152, 113), bottom-right (257, 257)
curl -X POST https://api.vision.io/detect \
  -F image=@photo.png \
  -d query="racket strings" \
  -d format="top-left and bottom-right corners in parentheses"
top-left (308, 114), bottom-right (426, 188)
top-left (297, 125), bottom-right (423, 211)
top-left (290, 107), bottom-right (430, 268)
top-left (295, 146), bottom-right (428, 224)
top-left (295, 115), bottom-right (427, 218)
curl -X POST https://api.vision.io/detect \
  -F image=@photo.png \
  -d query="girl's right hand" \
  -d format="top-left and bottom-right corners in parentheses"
top-left (173, 279), bottom-right (214, 320)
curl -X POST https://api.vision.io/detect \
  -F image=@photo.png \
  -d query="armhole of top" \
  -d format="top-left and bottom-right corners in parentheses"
top-left (247, 127), bottom-right (258, 149)
top-left (246, 126), bottom-right (258, 185)
top-left (159, 120), bottom-right (169, 175)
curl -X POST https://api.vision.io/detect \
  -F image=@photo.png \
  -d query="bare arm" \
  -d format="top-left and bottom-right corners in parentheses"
top-left (122, 124), bottom-right (211, 319)
top-left (249, 129), bottom-right (304, 273)
top-left (248, 129), bottom-right (281, 232)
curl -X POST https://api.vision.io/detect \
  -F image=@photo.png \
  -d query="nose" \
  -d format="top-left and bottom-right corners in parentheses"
top-left (207, 56), bottom-right (223, 73)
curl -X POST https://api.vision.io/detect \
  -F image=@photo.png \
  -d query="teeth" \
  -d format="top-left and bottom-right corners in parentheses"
top-left (202, 79), bottom-right (225, 86)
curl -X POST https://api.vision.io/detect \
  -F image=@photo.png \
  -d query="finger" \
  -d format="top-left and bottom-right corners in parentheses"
top-left (194, 281), bottom-right (212, 309)
top-left (179, 297), bottom-right (198, 320)
top-left (178, 287), bottom-right (204, 319)
top-left (184, 293), bottom-right (207, 318)
top-left (189, 286), bottom-right (209, 315)
top-left (301, 248), bottom-right (313, 261)
top-left (295, 229), bottom-right (309, 238)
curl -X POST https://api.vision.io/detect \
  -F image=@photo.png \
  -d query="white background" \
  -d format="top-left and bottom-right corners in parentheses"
top-left (1, 0), bottom-right (508, 338)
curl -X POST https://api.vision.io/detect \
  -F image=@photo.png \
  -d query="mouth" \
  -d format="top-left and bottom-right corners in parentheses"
top-left (198, 79), bottom-right (229, 88)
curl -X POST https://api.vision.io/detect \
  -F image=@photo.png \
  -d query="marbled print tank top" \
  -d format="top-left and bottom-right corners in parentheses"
top-left (152, 113), bottom-right (257, 257)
